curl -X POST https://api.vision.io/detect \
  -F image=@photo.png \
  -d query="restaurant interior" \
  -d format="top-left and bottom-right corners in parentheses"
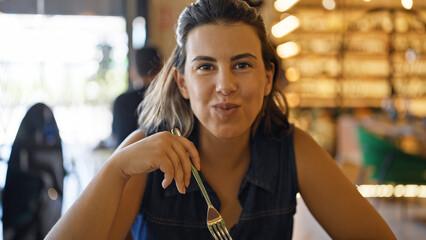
top-left (0, 0), bottom-right (425, 239)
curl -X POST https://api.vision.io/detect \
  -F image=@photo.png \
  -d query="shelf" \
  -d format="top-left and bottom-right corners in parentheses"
top-left (343, 52), bottom-right (389, 58)
top-left (339, 98), bottom-right (384, 108)
top-left (294, 97), bottom-right (385, 108)
top-left (277, 7), bottom-right (426, 111)
top-left (296, 97), bottom-right (337, 108)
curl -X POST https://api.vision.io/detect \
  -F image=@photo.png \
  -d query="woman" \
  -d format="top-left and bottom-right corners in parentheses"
top-left (46, 0), bottom-right (396, 239)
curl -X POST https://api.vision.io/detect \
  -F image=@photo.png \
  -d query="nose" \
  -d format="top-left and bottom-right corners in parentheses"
top-left (216, 69), bottom-right (237, 96)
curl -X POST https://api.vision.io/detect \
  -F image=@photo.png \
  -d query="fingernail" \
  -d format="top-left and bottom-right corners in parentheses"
top-left (162, 179), bottom-right (166, 189)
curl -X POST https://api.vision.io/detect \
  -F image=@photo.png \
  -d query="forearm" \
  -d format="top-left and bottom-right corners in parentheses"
top-left (45, 129), bottom-right (201, 239)
top-left (46, 157), bottom-right (128, 240)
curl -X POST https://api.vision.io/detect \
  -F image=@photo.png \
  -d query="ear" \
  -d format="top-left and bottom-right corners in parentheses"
top-left (174, 68), bottom-right (190, 99)
top-left (264, 62), bottom-right (274, 96)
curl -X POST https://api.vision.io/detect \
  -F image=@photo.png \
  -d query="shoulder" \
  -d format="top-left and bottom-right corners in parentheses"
top-left (293, 126), bottom-right (327, 160)
top-left (292, 126), bottom-right (336, 183)
top-left (293, 126), bottom-right (315, 146)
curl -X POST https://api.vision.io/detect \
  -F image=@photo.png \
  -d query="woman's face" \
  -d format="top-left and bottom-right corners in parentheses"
top-left (175, 23), bottom-right (274, 139)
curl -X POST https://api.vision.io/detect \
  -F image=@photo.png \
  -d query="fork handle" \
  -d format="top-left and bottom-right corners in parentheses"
top-left (171, 128), bottom-right (213, 207)
top-left (191, 164), bottom-right (213, 206)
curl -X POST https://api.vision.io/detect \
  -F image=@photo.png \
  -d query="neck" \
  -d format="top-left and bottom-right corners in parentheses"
top-left (198, 125), bottom-right (251, 170)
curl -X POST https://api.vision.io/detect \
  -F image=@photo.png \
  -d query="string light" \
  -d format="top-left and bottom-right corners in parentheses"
top-left (274, 0), bottom-right (299, 12)
top-left (271, 15), bottom-right (300, 38)
top-left (322, 0), bottom-right (336, 10)
top-left (285, 67), bottom-right (301, 82)
top-left (358, 184), bottom-right (426, 198)
top-left (401, 0), bottom-right (413, 10)
top-left (277, 41), bottom-right (301, 58)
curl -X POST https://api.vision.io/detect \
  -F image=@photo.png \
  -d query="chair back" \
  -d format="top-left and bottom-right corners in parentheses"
top-left (357, 126), bottom-right (426, 185)
top-left (2, 103), bottom-right (65, 240)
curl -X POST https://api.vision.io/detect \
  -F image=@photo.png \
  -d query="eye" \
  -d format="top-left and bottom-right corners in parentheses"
top-left (197, 64), bottom-right (214, 71)
top-left (234, 62), bottom-right (252, 70)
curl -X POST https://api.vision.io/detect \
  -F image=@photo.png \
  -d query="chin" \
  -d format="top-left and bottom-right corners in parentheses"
top-left (211, 125), bottom-right (250, 140)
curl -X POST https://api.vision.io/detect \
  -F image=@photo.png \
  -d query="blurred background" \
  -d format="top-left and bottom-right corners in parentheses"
top-left (0, 0), bottom-right (425, 239)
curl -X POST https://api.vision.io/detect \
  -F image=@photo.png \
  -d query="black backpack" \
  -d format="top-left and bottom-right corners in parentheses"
top-left (2, 103), bottom-right (65, 240)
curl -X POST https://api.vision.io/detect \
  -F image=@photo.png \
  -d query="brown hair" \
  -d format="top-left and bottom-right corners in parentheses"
top-left (139, 0), bottom-right (290, 138)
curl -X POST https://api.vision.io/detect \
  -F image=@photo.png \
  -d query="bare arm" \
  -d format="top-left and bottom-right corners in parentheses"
top-left (294, 127), bottom-right (396, 239)
top-left (107, 131), bottom-right (148, 240)
top-left (46, 130), bottom-right (200, 240)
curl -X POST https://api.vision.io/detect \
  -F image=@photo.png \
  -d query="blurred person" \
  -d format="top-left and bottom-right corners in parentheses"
top-left (3, 103), bottom-right (64, 240)
top-left (46, 0), bottom-right (396, 239)
top-left (111, 45), bottom-right (163, 146)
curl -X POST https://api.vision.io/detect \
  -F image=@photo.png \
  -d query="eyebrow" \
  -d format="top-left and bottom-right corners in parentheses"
top-left (231, 53), bottom-right (257, 61)
top-left (191, 53), bottom-right (257, 63)
top-left (191, 56), bottom-right (216, 62)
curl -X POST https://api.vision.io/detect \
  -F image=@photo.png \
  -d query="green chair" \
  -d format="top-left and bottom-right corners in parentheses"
top-left (357, 126), bottom-right (426, 185)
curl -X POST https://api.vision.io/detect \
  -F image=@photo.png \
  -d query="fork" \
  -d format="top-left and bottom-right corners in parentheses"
top-left (171, 128), bottom-right (233, 240)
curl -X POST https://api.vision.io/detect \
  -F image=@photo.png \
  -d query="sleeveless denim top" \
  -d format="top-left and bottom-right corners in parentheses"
top-left (131, 124), bottom-right (299, 239)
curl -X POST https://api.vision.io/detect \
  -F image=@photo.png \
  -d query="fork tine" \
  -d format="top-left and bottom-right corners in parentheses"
top-left (208, 225), bottom-right (219, 240)
top-left (215, 223), bottom-right (227, 239)
top-left (213, 224), bottom-right (225, 240)
top-left (220, 222), bottom-right (233, 239)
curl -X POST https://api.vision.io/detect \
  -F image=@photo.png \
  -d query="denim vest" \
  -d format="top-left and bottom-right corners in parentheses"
top-left (131, 124), bottom-right (298, 239)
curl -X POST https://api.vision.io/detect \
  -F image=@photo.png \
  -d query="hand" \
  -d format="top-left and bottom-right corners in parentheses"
top-left (114, 131), bottom-right (201, 194)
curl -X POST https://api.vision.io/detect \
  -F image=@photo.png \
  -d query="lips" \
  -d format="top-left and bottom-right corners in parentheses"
top-left (213, 103), bottom-right (240, 116)
top-left (214, 103), bottom-right (239, 110)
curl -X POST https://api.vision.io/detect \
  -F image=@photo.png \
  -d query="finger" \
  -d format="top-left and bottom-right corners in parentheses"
top-left (172, 142), bottom-right (193, 188)
top-left (175, 136), bottom-right (201, 171)
top-left (166, 149), bottom-right (186, 194)
top-left (158, 158), bottom-right (174, 189)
